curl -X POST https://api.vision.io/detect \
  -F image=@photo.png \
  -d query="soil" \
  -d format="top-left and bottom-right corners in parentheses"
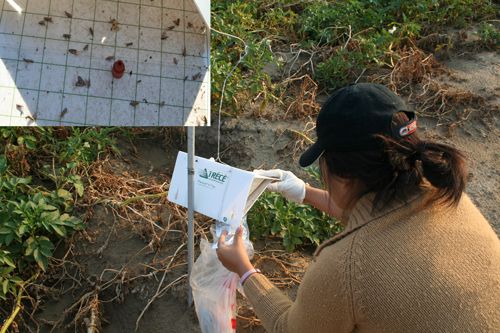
top-left (29, 49), bottom-right (498, 332)
top-left (32, 134), bottom-right (201, 333)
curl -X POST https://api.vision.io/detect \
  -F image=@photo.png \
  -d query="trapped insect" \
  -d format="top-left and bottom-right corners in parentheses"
top-left (110, 19), bottom-right (120, 32)
top-left (75, 76), bottom-right (89, 87)
top-left (60, 108), bottom-right (68, 119)
top-left (192, 72), bottom-right (202, 81)
top-left (25, 114), bottom-right (37, 122)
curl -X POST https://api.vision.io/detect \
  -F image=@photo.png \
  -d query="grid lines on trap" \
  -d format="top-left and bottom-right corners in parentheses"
top-left (0, 0), bottom-right (210, 126)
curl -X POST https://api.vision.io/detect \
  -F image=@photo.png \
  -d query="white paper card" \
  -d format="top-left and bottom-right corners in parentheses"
top-left (168, 152), bottom-right (276, 229)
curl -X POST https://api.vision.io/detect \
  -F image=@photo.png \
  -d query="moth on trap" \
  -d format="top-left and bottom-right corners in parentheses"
top-left (60, 108), bottom-right (68, 119)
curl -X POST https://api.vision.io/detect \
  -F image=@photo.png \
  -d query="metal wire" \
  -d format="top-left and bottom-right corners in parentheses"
top-left (209, 27), bottom-right (249, 162)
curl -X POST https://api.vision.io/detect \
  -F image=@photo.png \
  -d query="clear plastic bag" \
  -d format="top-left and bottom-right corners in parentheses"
top-left (190, 218), bottom-right (253, 333)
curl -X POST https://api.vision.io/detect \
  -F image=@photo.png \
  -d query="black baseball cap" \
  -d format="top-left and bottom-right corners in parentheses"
top-left (299, 83), bottom-right (417, 167)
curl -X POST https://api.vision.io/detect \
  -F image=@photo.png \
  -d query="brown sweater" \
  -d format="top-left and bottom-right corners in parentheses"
top-left (243, 190), bottom-right (500, 332)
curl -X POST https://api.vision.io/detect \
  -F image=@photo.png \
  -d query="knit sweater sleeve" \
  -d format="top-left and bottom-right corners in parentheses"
top-left (243, 239), bottom-right (355, 333)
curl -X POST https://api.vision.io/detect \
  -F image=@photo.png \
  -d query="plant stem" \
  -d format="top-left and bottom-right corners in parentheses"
top-left (0, 290), bottom-right (23, 333)
top-left (119, 192), bottom-right (167, 207)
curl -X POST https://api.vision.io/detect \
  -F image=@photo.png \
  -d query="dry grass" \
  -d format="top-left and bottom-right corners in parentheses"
top-left (277, 121), bottom-right (316, 160)
top-left (283, 75), bottom-right (321, 119)
top-left (236, 246), bottom-right (310, 330)
top-left (14, 152), bottom-right (212, 333)
top-left (370, 46), bottom-right (486, 125)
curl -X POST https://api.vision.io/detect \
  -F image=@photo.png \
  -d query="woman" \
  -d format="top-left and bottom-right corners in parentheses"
top-left (216, 83), bottom-right (500, 332)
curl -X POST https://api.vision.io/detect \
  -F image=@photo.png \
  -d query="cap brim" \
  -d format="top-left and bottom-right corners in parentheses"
top-left (299, 141), bottom-right (324, 167)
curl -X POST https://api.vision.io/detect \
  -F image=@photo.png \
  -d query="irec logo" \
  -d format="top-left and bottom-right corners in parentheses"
top-left (199, 168), bottom-right (228, 184)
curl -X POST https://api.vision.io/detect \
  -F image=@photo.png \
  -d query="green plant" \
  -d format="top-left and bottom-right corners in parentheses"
top-left (0, 128), bottom-right (119, 302)
top-left (211, 1), bottom-right (298, 113)
top-left (477, 22), bottom-right (500, 49)
top-left (248, 192), bottom-right (343, 252)
top-left (212, 0), bottom-right (496, 113)
top-left (247, 167), bottom-right (343, 251)
top-left (0, 156), bottom-right (83, 300)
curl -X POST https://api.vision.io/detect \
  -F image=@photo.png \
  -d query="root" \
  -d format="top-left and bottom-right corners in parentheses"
top-left (84, 294), bottom-right (101, 333)
top-left (135, 243), bottom-right (187, 331)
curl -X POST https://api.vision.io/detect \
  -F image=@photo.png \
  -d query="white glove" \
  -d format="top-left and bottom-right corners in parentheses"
top-left (254, 169), bottom-right (306, 204)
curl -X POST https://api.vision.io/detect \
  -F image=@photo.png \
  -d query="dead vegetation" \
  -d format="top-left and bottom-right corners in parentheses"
top-left (283, 75), bottom-right (321, 119)
top-left (9, 146), bottom-right (212, 332)
top-left (368, 46), bottom-right (489, 126)
top-left (237, 245), bottom-right (311, 330)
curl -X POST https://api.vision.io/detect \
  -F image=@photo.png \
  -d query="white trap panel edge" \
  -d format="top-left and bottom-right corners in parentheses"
top-left (0, 0), bottom-right (210, 126)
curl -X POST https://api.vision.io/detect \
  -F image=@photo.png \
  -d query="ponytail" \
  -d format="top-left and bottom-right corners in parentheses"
top-left (379, 135), bottom-right (467, 207)
top-left (418, 141), bottom-right (467, 206)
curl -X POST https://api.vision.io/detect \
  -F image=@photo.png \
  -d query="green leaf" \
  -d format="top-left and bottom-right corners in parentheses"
top-left (2, 279), bottom-right (8, 295)
top-left (33, 248), bottom-right (48, 271)
top-left (3, 256), bottom-right (15, 268)
top-left (74, 181), bottom-right (84, 197)
top-left (39, 245), bottom-right (53, 258)
top-left (18, 224), bottom-right (28, 236)
top-left (0, 155), bottom-right (7, 174)
top-left (38, 237), bottom-right (53, 248)
top-left (5, 233), bottom-right (14, 246)
top-left (43, 204), bottom-right (58, 212)
top-left (51, 224), bottom-right (66, 237)
top-left (57, 189), bottom-right (72, 201)
top-left (0, 227), bottom-right (12, 235)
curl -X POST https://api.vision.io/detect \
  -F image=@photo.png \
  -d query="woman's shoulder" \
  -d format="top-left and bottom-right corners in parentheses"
top-left (315, 188), bottom-right (496, 257)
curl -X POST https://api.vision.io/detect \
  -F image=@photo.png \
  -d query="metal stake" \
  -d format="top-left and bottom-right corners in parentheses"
top-left (187, 126), bottom-right (195, 306)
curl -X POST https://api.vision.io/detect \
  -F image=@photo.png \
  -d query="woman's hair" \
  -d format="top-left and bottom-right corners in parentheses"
top-left (319, 112), bottom-right (467, 211)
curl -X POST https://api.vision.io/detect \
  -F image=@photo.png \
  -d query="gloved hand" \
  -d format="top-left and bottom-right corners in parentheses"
top-left (254, 169), bottom-right (306, 204)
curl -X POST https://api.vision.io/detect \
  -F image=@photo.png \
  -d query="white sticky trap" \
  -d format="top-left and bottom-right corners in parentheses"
top-left (168, 151), bottom-right (278, 231)
top-left (0, 0), bottom-right (210, 126)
